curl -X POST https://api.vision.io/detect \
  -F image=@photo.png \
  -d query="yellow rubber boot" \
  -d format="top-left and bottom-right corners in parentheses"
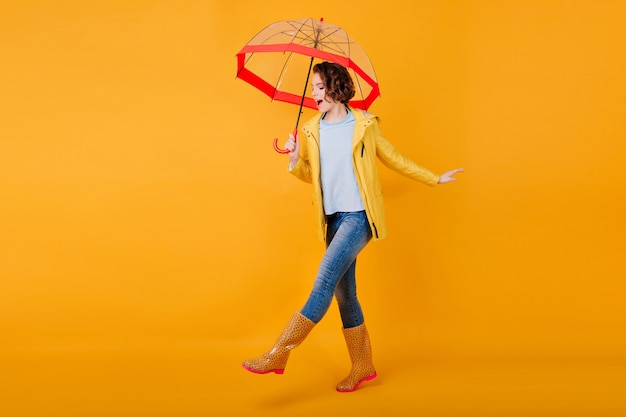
top-left (242, 312), bottom-right (315, 375)
top-left (336, 323), bottom-right (377, 392)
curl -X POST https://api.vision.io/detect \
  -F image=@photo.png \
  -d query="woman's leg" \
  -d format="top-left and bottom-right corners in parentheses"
top-left (334, 260), bottom-right (364, 328)
top-left (334, 257), bottom-right (377, 392)
top-left (329, 215), bottom-right (377, 392)
top-left (300, 211), bottom-right (371, 323)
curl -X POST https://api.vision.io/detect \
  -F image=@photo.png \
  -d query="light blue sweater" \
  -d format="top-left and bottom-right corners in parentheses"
top-left (319, 110), bottom-right (365, 215)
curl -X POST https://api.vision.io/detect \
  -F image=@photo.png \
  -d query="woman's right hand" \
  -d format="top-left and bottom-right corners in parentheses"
top-left (285, 132), bottom-right (300, 166)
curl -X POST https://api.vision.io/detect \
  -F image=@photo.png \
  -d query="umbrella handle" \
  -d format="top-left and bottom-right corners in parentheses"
top-left (273, 129), bottom-right (298, 154)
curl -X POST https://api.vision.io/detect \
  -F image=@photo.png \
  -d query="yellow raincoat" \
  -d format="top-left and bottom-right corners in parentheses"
top-left (291, 108), bottom-right (440, 242)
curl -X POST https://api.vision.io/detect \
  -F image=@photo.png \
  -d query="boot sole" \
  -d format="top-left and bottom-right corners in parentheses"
top-left (242, 364), bottom-right (285, 375)
top-left (336, 372), bottom-right (377, 392)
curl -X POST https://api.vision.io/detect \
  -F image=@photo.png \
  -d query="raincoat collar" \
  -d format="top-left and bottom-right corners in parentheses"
top-left (302, 107), bottom-right (378, 147)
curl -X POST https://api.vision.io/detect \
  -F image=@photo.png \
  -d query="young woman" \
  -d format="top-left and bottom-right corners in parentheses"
top-left (242, 62), bottom-right (464, 392)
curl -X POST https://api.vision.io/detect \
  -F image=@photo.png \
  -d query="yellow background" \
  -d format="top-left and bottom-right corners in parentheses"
top-left (1, 1), bottom-right (625, 416)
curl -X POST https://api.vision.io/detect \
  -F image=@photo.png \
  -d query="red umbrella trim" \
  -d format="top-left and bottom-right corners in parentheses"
top-left (236, 43), bottom-right (380, 110)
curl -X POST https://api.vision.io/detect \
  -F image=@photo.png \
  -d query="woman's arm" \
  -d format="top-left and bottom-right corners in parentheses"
top-left (373, 122), bottom-right (463, 185)
top-left (285, 132), bottom-right (313, 183)
top-left (375, 130), bottom-right (441, 186)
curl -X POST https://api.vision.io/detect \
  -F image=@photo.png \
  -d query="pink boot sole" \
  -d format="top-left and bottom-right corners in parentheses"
top-left (336, 372), bottom-right (377, 392)
top-left (242, 364), bottom-right (285, 375)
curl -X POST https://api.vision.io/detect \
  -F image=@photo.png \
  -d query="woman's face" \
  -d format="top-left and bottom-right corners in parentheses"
top-left (311, 72), bottom-right (338, 113)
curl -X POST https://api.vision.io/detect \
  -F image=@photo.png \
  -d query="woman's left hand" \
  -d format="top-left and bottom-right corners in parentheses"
top-left (438, 168), bottom-right (465, 184)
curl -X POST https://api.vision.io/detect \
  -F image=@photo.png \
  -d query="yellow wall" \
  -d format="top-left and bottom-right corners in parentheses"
top-left (1, 0), bottom-right (625, 415)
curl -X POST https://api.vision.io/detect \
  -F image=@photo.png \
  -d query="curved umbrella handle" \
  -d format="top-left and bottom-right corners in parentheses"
top-left (273, 129), bottom-right (298, 154)
top-left (273, 138), bottom-right (290, 154)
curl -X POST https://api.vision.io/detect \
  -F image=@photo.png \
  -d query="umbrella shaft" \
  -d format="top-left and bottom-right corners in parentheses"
top-left (295, 56), bottom-right (315, 130)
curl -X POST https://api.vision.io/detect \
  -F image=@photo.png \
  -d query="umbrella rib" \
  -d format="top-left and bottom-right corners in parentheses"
top-left (316, 27), bottom-right (343, 43)
top-left (344, 29), bottom-right (365, 105)
top-left (246, 19), bottom-right (317, 54)
top-left (314, 27), bottom-right (348, 53)
top-left (289, 19), bottom-right (312, 44)
top-left (289, 33), bottom-right (350, 55)
top-left (271, 19), bottom-right (313, 102)
top-left (248, 22), bottom-right (300, 52)
top-left (273, 50), bottom-right (295, 101)
top-left (242, 23), bottom-right (301, 68)
top-left (302, 19), bottom-right (319, 45)
top-left (319, 41), bottom-right (349, 55)
top-left (352, 70), bottom-right (367, 108)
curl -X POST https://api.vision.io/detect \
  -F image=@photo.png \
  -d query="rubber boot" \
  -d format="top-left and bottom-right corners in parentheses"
top-left (242, 312), bottom-right (315, 375)
top-left (336, 323), bottom-right (377, 392)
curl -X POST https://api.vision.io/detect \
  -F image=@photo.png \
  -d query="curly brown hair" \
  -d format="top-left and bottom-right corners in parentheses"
top-left (313, 62), bottom-right (355, 104)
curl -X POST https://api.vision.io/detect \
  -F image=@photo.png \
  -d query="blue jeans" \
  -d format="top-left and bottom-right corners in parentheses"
top-left (300, 211), bottom-right (372, 328)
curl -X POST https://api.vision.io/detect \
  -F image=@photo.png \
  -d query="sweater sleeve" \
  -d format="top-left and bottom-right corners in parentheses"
top-left (374, 124), bottom-right (440, 186)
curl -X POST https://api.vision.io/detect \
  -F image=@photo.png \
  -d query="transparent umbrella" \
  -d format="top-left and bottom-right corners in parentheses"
top-left (236, 17), bottom-right (380, 153)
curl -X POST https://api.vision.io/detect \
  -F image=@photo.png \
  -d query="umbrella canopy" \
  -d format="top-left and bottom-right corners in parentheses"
top-left (236, 18), bottom-right (380, 112)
